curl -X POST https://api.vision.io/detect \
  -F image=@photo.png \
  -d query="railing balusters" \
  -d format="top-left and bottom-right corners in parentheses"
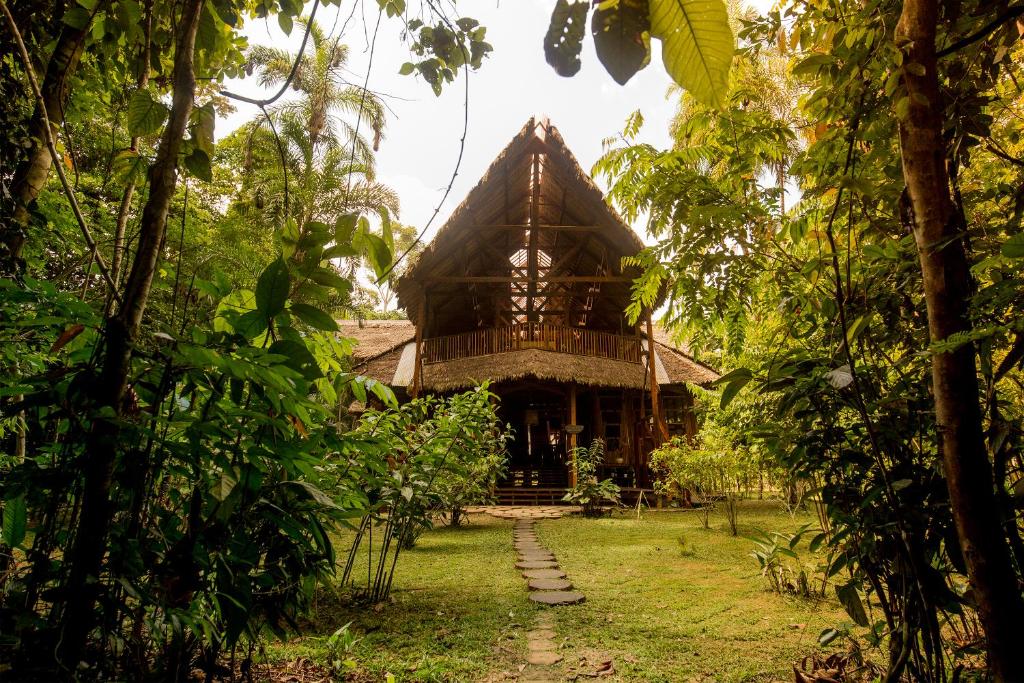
top-left (420, 323), bottom-right (644, 365)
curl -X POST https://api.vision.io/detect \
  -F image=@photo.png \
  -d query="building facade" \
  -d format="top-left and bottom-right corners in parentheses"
top-left (344, 118), bottom-right (719, 502)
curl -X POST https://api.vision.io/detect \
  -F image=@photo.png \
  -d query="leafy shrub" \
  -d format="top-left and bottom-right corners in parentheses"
top-left (650, 424), bottom-right (751, 534)
top-left (563, 438), bottom-right (621, 515)
top-left (337, 383), bottom-right (511, 601)
top-left (748, 524), bottom-right (820, 597)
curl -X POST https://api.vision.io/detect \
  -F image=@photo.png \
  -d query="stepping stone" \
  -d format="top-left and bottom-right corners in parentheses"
top-left (528, 578), bottom-right (573, 591)
top-left (529, 590), bottom-right (586, 606)
top-left (526, 628), bottom-right (557, 640)
top-left (526, 651), bottom-right (563, 666)
top-left (519, 553), bottom-right (556, 563)
top-left (515, 545), bottom-right (546, 553)
top-left (522, 568), bottom-right (566, 580)
top-left (516, 560), bottom-right (559, 569)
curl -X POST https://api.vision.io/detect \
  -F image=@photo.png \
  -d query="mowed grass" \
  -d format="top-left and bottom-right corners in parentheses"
top-left (269, 502), bottom-right (846, 682)
top-left (534, 502), bottom-right (844, 682)
top-left (267, 514), bottom-right (528, 681)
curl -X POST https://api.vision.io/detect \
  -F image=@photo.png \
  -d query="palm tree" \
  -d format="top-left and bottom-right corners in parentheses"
top-left (237, 19), bottom-right (399, 227)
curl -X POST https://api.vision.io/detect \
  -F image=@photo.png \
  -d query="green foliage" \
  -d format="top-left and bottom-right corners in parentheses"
top-left (748, 525), bottom-right (816, 597)
top-left (126, 88), bottom-right (169, 137)
top-left (544, 0), bottom-right (589, 77)
top-left (649, 0), bottom-right (733, 108)
top-left (592, 0), bottom-right (651, 85)
top-left (338, 385), bottom-right (512, 601)
top-left (563, 438), bottom-right (622, 515)
top-left (542, 0), bottom-right (734, 105)
top-left (599, 0), bottom-right (1024, 674)
top-left (400, 15), bottom-right (492, 96)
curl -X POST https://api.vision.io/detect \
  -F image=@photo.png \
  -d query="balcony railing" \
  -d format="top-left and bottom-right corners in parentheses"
top-left (422, 322), bottom-right (642, 365)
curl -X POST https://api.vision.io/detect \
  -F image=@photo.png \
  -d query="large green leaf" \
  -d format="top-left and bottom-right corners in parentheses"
top-left (290, 303), bottom-right (339, 332)
top-left (592, 0), bottom-right (651, 85)
top-left (1001, 233), bottom-right (1024, 258)
top-left (2, 496), bottom-right (27, 549)
top-left (126, 89), bottom-right (169, 137)
top-left (255, 257), bottom-right (291, 319)
top-left (836, 582), bottom-right (869, 626)
top-left (191, 102), bottom-right (216, 154)
top-left (649, 0), bottom-right (733, 108)
top-left (363, 234), bottom-right (393, 279)
top-left (544, 0), bottom-right (590, 77)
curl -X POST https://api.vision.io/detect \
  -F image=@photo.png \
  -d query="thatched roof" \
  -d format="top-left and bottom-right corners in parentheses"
top-left (338, 319), bottom-right (414, 362)
top-left (395, 117), bottom-right (647, 334)
top-left (349, 333), bottom-right (720, 391)
top-left (421, 349), bottom-right (650, 391)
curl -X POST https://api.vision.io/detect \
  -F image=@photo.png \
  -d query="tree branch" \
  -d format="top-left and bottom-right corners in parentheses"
top-left (936, 4), bottom-right (1024, 58)
top-left (0, 0), bottom-right (121, 303)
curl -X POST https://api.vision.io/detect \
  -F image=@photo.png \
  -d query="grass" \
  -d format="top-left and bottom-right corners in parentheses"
top-left (268, 501), bottom-right (847, 682)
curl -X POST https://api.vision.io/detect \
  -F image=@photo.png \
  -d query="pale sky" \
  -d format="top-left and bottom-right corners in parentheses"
top-left (220, 0), bottom-right (771, 246)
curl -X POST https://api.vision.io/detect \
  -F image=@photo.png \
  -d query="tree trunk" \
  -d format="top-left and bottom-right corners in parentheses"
top-left (55, 0), bottom-right (204, 667)
top-left (1, 13), bottom-right (97, 270)
top-left (895, 1), bottom-right (1024, 679)
top-left (111, 0), bottom-right (154, 286)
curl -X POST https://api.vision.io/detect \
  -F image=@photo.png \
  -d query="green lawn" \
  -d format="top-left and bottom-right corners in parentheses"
top-left (268, 501), bottom-right (847, 682)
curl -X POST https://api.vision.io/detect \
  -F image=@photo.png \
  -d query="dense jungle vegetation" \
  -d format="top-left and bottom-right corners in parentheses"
top-left (1, 0), bottom-right (1023, 680)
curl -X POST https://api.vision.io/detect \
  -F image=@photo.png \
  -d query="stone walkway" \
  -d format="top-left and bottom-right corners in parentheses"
top-left (464, 505), bottom-right (579, 520)
top-left (512, 517), bottom-right (585, 682)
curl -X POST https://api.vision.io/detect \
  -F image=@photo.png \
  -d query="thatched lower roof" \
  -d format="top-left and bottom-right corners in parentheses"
top-left (421, 349), bottom-right (650, 391)
top-left (338, 319), bottom-right (414, 362)
top-left (352, 343), bottom-right (719, 391)
top-left (654, 342), bottom-right (720, 385)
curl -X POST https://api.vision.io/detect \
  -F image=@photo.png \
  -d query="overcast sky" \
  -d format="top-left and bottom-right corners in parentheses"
top-left (220, 0), bottom-right (771, 245)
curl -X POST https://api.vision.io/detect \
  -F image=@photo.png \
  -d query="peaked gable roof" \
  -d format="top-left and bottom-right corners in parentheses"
top-left (395, 117), bottom-right (646, 331)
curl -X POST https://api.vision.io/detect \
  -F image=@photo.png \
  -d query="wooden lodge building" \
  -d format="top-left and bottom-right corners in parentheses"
top-left (344, 118), bottom-right (719, 504)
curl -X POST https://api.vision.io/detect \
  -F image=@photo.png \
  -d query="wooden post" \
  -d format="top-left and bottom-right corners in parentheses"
top-left (646, 312), bottom-right (668, 444)
top-left (411, 293), bottom-right (426, 398)
top-left (569, 383), bottom-right (578, 488)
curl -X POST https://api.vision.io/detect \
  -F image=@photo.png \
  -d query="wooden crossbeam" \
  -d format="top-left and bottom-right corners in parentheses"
top-left (424, 275), bottom-right (634, 284)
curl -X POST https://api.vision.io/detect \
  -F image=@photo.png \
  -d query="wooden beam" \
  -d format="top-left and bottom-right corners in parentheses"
top-left (527, 152), bottom-right (540, 322)
top-left (472, 223), bottom-right (607, 232)
top-left (646, 312), bottom-right (668, 444)
top-left (569, 383), bottom-right (578, 488)
top-left (425, 275), bottom-right (634, 284)
top-left (411, 293), bottom-right (427, 398)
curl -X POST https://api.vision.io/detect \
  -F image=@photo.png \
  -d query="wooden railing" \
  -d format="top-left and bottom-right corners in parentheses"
top-left (422, 323), bottom-right (642, 365)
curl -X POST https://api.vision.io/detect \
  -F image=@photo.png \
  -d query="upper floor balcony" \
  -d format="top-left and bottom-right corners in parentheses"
top-left (421, 322), bottom-right (643, 365)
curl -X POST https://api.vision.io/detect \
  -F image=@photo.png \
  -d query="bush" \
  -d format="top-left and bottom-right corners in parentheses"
top-left (650, 423), bottom-right (751, 534)
top-left (562, 438), bottom-right (621, 515)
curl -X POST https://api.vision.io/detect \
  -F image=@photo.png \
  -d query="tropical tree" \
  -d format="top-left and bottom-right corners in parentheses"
top-left (236, 19), bottom-right (399, 228)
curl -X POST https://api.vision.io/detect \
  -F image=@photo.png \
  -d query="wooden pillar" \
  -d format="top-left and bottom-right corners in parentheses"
top-left (646, 312), bottom-right (668, 444)
top-left (568, 383), bottom-right (578, 487)
top-left (411, 293), bottom-right (426, 398)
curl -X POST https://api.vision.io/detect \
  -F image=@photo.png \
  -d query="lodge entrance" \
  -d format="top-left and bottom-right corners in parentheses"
top-left (498, 384), bottom-right (571, 495)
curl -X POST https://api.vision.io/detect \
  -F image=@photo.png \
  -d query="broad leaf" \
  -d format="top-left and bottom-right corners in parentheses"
top-left (127, 89), bottom-right (170, 137)
top-left (256, 257), bottom-right (291, 319)
top-left (184, 148), bottom-right (212, 181)
top-left (544, 0), bottom-right (589, 77)
top-left (1001, 233), bottom-right (1024, 258)
top-left (363, 234), bottom-right (393, 279)
top-left (335, 213), bottom-right (359, 245)
top-left (649, 0), bottom-right (733, 108)
top-left (2, 496), bottom-right (27, 549)
top-left (290, 303), bottom-right (339, 331)
top-left (592, 0), bottom-right (651, 85)
top-left (836, 583), bottom-right (869, 626)
top-left (191, 102), bottom-right (216, 154)
top-left (268, 339), bottom-right (323, 380)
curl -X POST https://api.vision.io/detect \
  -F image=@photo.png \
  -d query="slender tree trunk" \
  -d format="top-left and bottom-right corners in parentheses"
top-left (1, 12), bottom-right (98, 270)
top-left (895, 1), bottom-right (1024, 679)
top-left (55, 0), bottom-right (204, 667)
top-left (111, 0), bottom-right (154, 286)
